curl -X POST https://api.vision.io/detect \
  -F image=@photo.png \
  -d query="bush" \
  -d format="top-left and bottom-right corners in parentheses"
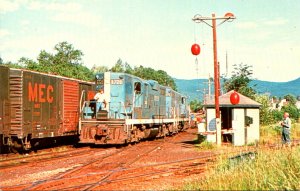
top-left (282, 104), bottom-right (300, 120)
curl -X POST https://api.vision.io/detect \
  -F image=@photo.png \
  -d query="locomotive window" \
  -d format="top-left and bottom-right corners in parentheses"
top-left (134, 82), bottom-right (141, 94)
top-left (96, 79), bottom-right (104, 85)
top-left (166, 90), bottom-right (171, 97)
top-left (181, 97), bottom-right (185, 104)
top-left (160, 88), bottom-right (166, 95)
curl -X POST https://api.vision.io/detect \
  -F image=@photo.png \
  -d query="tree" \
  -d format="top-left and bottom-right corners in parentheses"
top-left (190, 99), bottom-right (203, 112)
top-left (254, 94), bottom-right (274, 125)
top-left (91, 65), bottom-right (109, 74)
top-left (222, 63), bottom-right (256, 99)
top-left (284, 94), bottom-right (297, 105)
top-left (110, 58), bottom-right (125, 72)
top-left (35, 42), bottom-right (94, 81)
top-left (18, 57), bottom-right (39, 70)
top-left (132, 65), bottom-right (177, 91)
top-left (108, 61), bottom-right (177, 91)
top-left (0, 57), bottom-right (3, 64)
top-left (281, 104), bottom-right (299, 120)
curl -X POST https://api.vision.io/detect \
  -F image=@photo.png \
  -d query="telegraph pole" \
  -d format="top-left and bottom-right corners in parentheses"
top-left (192, 13), bottom-right (236, 146)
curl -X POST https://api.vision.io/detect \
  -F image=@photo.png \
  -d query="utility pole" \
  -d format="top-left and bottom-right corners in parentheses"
top-left (192, 13), bottom-right (236, 146)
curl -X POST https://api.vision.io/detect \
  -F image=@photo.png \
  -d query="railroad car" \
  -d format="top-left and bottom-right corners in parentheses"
top-left (0, 66), bottom-right (95, 152)
top-left (79, 72), bottom-right (189, 144)
top-left (0, 66), bottom-right (189, 152)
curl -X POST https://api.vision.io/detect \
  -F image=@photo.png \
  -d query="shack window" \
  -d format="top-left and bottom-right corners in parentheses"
top-left (245, 116), bottom-right (253, 126)
top-left (134, 82), bottom-right (141, 94)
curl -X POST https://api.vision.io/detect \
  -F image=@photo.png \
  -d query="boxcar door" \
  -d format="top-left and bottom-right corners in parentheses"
top-left (0, 66), bottom-right (10, 138)
top-left (62, 80), bottom-right (79, 134)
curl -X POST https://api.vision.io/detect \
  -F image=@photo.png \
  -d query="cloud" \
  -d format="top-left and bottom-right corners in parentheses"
top-left (264, 18), bottom-right (288, 26)
top-left (51, 11), bottom-right (101, 28)
top-left (25, 1), bottom-right (100, 28)
top-left (0, 0), bottom-right (20, 14)
top-left (235, 21), bottom-right (258, 29)
top-left (0, 29), bottom-right (10, 38)
top-left (27, 2), bottom-right (81, 12)
top-left (20, 20), bottom-right (30, 26)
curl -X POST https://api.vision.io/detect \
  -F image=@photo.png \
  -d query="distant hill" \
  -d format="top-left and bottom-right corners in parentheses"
top-left (175, 77), bottom-right (300, 101)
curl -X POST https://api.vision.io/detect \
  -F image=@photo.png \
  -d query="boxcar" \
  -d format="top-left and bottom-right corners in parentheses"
top-left (0, 67), bottom-right (94, 152)
top-left (79, 72), bottom-right (189, 145)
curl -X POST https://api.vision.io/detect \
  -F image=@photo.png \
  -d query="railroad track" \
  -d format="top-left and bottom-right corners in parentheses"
top-left (2, 135), bottom-right (299, 191)
top-left (1, 132), bottom-right (184, 190)
top-left (0, 146), bottom-right (94, 170)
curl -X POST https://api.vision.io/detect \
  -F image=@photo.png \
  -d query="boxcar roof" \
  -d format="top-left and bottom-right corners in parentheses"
top-left (10, 68), bottom-right (94, 84)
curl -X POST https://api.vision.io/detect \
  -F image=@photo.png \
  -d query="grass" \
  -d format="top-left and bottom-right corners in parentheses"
top-left (182, 147), bottom-right (300, 190)
top-left (180, 123), bottom-right (300, 190)
top-left (259, 122), bottom-right (300, 145)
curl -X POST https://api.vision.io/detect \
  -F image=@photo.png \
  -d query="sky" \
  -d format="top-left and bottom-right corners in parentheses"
top-left (1, 0), bottom-right (300, 82)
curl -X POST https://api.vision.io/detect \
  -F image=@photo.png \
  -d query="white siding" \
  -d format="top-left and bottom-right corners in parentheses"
top-left (245, 108), bottom-right (260, 144)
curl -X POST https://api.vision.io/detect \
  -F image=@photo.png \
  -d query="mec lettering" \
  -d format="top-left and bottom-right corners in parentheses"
top-left (28, 82), bottom-right (54, 103)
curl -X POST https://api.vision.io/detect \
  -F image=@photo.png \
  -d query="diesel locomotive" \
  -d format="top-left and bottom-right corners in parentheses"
top-left (0, 66), bottom-right (190, 152)
top-left (79, 72), bottom-right (190, 144)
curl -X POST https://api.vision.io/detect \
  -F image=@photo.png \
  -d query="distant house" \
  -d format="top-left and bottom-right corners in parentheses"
top-left (296, 101), bottom-right (300, 109)
top-left (203, 90), bottom-right (261, 146)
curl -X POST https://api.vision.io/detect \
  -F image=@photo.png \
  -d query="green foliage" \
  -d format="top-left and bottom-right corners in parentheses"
top-left (108, 60), bottom-right (177, 90)
top-left (284, 94), bottom-right (297, 105)
top-left (5, 42), bottom-right (176, 87)
top-left (271, 109), bottom-right (284, 122)
top-left (3, 42), bottom-right (94, 81)
top-left (254, 94), bottom-right (275, 125)
top-left (16, 42), bottom-right (94, 81)
top-left (195, 140), bottom-right (216, 150)
top-left (282, 104), bottom-right (300, 120)
top-left (223, 63), bottom-right (256, 99)
top-left (189, 99), bottom-right (203, 112)
top-left (91, 65), bottom-right (109, 74)
top-left (2, 60), bottom-right (24, 69)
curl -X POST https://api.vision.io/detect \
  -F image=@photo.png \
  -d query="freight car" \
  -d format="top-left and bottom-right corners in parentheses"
top-left (79, 72), bottom-right (190, 144)
top-left (0, 66), bottom-right (95, 153)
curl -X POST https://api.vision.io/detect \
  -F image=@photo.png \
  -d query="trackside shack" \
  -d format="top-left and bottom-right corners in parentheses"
top-left (203, 90), bottom-right (261, 146)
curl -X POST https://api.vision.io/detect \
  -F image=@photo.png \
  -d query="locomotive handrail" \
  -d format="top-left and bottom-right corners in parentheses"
top-left (79, 90), bottom-right (86, 133)
top-left (79, 90), bottom-right (86, 115)
top-left (120, 101), bottom-right (128, 118)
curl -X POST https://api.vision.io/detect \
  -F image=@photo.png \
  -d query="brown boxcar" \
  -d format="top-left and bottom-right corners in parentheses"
top-left (4, 68), bottom-right (94, 151)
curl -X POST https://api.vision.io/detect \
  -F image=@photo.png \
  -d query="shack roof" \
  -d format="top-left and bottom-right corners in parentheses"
top-left (204, 90), bottom-right (261, 108)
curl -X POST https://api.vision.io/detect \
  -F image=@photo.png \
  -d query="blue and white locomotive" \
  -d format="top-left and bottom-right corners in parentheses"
top-left (79, 72), bottom-right (190, 144)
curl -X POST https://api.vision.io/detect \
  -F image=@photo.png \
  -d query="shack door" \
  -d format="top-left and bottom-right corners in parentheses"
top-left (62, 80), bottom-right (79, 133)
top-left (232, 108), bottom-right (245, 146)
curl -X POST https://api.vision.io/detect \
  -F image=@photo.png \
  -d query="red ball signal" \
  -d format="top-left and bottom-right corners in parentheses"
top-left (224, 12), bottom-right (234, 18)
top-left (230, 91), bottom-right (240, 105)
top-left (191, 43), bottom-right (201, 56)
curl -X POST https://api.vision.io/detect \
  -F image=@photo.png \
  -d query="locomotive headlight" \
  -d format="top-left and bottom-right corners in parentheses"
top-left (95, 74), bottom-right (100, 79)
